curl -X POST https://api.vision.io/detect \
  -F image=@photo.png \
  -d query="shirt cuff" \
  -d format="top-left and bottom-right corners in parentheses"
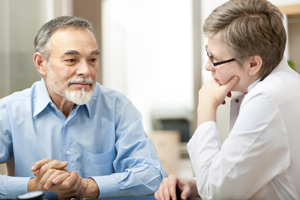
top-left (187, 121), bottom-right (222, 152)
top-left (194, 121), bottom-right (220, 139)
top-left (92, 175), bottom-right (119, 198)
top-left (6, 176), bottom-right (31, 199)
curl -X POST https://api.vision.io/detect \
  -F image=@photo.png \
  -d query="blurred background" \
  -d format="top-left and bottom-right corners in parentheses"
top-left (1, 0), bottom-right (300, 180)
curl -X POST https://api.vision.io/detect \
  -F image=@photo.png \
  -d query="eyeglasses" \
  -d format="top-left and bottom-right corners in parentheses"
top-left (205, 45), bottom-right (236, 67)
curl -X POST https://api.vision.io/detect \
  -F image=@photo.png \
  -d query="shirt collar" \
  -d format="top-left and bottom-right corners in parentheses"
top-left (247, 79), bottom-right (261, 93)
top-left (33, 78), bottom-right (53, 117)
top-left (33, 78), bottom-right (94, 118)
top-left (85, 96), bottom-right (95, 118)
top-left (84, 84), bottom-right (100, 118)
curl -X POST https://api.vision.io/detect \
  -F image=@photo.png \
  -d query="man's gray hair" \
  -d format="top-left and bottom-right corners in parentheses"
top-left (34, 16), bottom-right (96, 61)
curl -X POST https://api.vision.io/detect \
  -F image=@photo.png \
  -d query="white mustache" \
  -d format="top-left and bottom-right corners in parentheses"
top-left (67, 77), bottom-right (94, 86)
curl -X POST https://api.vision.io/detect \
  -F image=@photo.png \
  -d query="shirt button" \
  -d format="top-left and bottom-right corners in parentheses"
top-left (51, 103), bottom-right (54, 107)
top-left (235, 99), bottom-right (239, 103)
top-left (66, 151), bottom-right (71, 155)
top-left (65, 121), bottom-right (68, 125)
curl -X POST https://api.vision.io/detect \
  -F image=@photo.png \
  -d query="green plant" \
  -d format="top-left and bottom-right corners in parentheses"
top-left (288, 60), bottom-right (295, 70)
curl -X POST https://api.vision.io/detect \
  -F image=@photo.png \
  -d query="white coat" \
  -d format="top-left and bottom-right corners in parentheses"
top-left (187, 58), bottom-right (300, 200)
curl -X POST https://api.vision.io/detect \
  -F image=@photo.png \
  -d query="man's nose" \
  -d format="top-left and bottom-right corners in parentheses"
top-left (76, 60), bottom-right (91, 77)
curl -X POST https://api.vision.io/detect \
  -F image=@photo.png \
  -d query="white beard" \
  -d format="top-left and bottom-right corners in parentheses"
top-left (65, 85), bottom-right (94, 105)
top-left (46, 64), bottom-right (95, 105)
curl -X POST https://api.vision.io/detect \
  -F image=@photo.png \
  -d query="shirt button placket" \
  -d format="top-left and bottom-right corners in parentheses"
top-left (62, 120), bottom-right (72, 164)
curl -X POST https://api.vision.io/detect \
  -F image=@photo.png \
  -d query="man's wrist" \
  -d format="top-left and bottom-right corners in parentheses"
top-left (28, 177), bottom-right (40, 192)
top-left (82, 178), bottom-right (100, 198)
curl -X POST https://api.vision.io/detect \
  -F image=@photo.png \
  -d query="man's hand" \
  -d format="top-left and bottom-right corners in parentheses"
top-left (29, 158), bottom-right (69, 191)
top-left (47, 171), bottom-right (87, 199)
top-left (154, 174), bottom-right (198, 200)
top-left (28, 158), bottom-right (87, 199)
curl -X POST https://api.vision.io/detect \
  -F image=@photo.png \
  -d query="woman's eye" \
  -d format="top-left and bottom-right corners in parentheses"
top-left (211, 56), bottom-right (218, 62)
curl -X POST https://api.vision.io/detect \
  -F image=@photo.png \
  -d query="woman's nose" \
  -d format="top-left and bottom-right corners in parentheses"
top-left (205, 60), bottom-right (215, 72)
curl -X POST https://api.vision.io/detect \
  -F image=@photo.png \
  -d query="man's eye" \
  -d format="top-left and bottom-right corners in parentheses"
top-left (67, 59), bottom-right (76, 62)
top-left (90, 58), bottom-right (97, 62)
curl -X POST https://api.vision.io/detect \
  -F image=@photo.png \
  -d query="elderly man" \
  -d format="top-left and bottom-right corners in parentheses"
top-left (0, 16), bottom-right (167, 199)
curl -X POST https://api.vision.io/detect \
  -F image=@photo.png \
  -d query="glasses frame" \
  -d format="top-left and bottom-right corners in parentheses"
top-left (205, 45), bottom-right (236, 67)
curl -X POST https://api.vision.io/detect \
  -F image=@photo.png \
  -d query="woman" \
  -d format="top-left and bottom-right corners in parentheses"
top-left (155, 0), bottom-right (300, 199)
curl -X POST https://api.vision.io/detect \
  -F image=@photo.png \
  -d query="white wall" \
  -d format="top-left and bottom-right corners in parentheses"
top-left (102, 0), bottom-right (193, 133)
top-left (0, 0), bottom-right (73, 99)
top-left (101, 0), bottom-right (300, 138)
top-left (269, 0), bottom-right (300, 5)
top-left (0, 0), bottom-right (51, 98)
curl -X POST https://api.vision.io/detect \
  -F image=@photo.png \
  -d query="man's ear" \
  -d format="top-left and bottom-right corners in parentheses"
top-left (33, 52), bottom-right (47, 77)
top-left (248, 55), bottom-right (262, 76)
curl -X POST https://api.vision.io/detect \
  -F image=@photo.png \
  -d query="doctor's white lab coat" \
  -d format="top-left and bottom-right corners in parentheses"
top-left (188, 59), bottom-right (300, 200)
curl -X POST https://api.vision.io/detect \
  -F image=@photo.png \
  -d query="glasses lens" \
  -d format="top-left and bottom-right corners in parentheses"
top-left (205, 45), bottom-right (215, 67)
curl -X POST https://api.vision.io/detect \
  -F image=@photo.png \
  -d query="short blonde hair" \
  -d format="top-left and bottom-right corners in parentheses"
top-left (203, 0), bottom-right (286, 79)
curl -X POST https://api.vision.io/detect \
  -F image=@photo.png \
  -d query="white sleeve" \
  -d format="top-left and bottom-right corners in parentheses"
top-left (187, 93), bottom-right (291, 200)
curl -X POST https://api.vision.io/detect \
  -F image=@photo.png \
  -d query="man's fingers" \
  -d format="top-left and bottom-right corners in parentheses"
top-left (56, 171), bottom-right (85, 198)
top-left (39, 171), bottom-right (84, 199)
top-left (52, 171), bottom-right (71, 185)
top-left (60, 171), bottom-right (78, 190)
top-left (33, 171), bottom-right (39, 176)
top-left (31, 158), bottom-right (68, 181)
top-left (39, 169), bottom-right (67, 190)
top-left (31, 158), bottom-right (51, 171)
top-left (38, 160), bottom-right (68, 179)
top-left (43, 170), bottom-right (72, 190)
top-left (70, 172), bottom-right (85, 198)
top-left (78, 184), bottom-right (87, 198)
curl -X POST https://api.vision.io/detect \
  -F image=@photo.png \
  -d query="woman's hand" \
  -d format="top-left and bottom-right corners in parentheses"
top-left (154, 175), bottom-right (198, 200)
top-left (197, 76), bottom-right (239, 126)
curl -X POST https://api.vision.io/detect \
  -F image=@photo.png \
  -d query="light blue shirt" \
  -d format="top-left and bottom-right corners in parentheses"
top-left (0, 79), bottom-right (167, 199)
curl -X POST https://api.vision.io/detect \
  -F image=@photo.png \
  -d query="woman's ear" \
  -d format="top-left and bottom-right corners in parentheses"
top-left (248, 55), bottom-right (262, 76)
top-left (33, 52), bottom-right (47, 77)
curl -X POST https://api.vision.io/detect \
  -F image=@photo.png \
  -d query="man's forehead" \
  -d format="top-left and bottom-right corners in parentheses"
top-left (49, 27), bottom-right (99, 56)
top-left (50, 27), bottom-right (97, 45)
